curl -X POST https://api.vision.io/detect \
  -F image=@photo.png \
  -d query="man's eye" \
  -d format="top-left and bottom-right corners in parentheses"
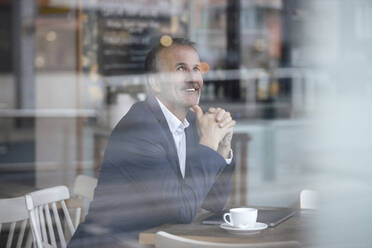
top-left (176, 66), bottom-right (185, 71)
top-left (193, 66), bottom-right (201, 72)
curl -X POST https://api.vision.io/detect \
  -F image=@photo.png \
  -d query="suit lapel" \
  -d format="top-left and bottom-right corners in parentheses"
top-left (184, 111), bottom-right (197, 179)
top-left (145, 95), bottom-right (183, 180)
top-left (184, 127), bottom-right (193, 179)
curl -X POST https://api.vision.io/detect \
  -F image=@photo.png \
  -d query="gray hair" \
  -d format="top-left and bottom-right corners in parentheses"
top-left (144, 37), bottom-right (196, 73)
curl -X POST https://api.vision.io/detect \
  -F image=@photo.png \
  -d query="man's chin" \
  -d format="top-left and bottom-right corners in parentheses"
top-left (183, 94), bottom-right (200, 106)
top-left (184, 99), bottom-right (200, 109)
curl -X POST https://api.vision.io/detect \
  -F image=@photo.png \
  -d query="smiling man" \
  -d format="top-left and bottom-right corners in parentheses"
top-left (147, 41), bottom-right (203, 120)
top-left (69, 38), bottom-right (236, 248)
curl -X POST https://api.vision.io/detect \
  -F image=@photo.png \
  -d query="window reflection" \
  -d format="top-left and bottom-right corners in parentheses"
top-left (1, 0), bottom-right (372, 247)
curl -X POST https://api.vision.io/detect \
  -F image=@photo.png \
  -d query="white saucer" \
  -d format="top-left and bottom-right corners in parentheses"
top-left (220, 222), bottom-right (268, 234)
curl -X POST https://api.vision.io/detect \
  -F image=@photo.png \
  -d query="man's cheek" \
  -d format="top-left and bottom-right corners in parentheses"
top-left (171, 73), bottom-right (186, 83)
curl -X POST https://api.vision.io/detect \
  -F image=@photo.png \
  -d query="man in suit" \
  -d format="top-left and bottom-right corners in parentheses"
top-left (69, 38), bottom-right (235, 247)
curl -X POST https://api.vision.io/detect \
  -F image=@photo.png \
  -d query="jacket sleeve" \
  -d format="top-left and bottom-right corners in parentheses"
top-left (201, 157), bottom-right (235, 212)
top-left (86, 133), bottom-right (228, 233)
top-left (188, 112), bottom-right (235, 213)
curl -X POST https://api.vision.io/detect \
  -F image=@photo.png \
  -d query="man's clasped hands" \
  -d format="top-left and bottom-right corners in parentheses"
top-left (192, 105), bottom-right (235, 159)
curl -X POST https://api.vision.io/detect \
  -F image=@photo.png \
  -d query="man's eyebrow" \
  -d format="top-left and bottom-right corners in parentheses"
top-left (175, 62), bottom-right (201, 67)
top-left (175, 62), bottom-right (187, 67)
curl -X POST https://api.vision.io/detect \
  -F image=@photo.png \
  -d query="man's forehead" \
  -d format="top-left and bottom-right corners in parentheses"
top-left (157, 45), bottom-right (199, 61)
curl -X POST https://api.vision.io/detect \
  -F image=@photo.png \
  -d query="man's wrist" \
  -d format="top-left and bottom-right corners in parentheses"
top-left (200, 138), bottom-right (218, 151)
top-left (218, 144), bottom-right (231, 159)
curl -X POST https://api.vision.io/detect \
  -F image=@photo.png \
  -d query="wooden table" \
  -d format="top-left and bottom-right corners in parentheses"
top-left (139, 208), bottom-right (316, 247)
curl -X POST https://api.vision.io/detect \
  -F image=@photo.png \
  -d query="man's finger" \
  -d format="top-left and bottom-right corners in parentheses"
top-left (216, 109), bottom-right (226, 121)
top-left (218, 112), bottom-right (231, 126)
top-left (191, 105), bottom-right (203, 119)
top-left (218, 116), bottom-right (232, 128)
top-left (208, 107), bottom-right (216, 113)
top-left (221, 120), bottom-right (236, 130)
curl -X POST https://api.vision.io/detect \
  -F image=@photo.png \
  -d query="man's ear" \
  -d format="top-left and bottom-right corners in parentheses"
top-left (148, 74), bottom-right (161, 93)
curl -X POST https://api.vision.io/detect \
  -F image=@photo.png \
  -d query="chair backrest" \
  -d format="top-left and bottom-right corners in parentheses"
top-left (26, 185), bottom-right (75, 248)
top-left (71, 175), bottom-right (97, 227)
top-left (0, 196), bottom-right (34, 248)
top-left (72, 175), bottom-right (97, 201)
top-left (155, 231), bottom-right (301, 248)
top-left (300, 189), bottom-right (318, 210)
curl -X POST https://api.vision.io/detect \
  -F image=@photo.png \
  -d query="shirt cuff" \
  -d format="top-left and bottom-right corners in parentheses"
top-left (225, 149), bottom-right (233, 165)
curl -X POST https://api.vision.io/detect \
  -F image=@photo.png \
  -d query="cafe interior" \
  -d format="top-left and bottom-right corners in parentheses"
top-left (1, 0), bottom-right (372, 247)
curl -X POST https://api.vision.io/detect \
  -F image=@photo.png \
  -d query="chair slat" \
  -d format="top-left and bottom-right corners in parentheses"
top-left (25, 230), bottom-right (33, 248)
top-left (44, 203), bottom-right (57, 247)
top-left (26, 194), bottom-right (44, 248)
top-left (30, 209), bottom-right (41, 247)
top-left (34, 207), bottom-right (42, 242)
top-left (6, 222), bottom-right (16, 248)
top-left (16, 219), bottom-right (27, 248)
top-left (52, 202), bottom-right (67, 248)
top-left (61, 200), bottom-right (75, 235)
top-left (39, 205), bottom-right (48, 244)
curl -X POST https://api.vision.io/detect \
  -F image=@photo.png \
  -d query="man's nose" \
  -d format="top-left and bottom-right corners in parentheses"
top-left (187, 71), bottom-right (201, 81)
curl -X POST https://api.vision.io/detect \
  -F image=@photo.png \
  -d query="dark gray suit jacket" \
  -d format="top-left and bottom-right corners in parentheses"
top-left (69, 95), bottom-right (234, 247)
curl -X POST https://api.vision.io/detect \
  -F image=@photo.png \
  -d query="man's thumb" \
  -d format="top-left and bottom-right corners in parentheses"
top-left (191, 105), bottom-right (203, 119)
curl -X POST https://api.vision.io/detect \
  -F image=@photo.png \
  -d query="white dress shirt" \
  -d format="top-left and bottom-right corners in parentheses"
top-left (156, 98), bottom-right (232, 178)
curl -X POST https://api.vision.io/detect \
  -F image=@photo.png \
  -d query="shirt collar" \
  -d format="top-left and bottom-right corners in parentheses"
top-left (156, 97), bottom-right (189, 134)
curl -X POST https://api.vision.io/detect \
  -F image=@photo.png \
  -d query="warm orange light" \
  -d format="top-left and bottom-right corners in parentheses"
top-left (160, 35), bottom-right (173, 47)
top-left (200, 62), bottom-right (210, 74)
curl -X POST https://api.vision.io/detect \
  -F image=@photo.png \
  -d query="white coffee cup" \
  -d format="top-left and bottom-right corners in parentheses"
top-left (223, 208), bottom-right (258, 228)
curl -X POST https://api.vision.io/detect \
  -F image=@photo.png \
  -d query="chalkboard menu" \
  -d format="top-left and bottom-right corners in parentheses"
top-left (0, 5), bottom-right (12, 72)
top-left (97, 0), bottom-right (187, 76)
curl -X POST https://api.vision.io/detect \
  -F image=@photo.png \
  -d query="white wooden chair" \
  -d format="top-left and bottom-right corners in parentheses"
top-left (0, 196), bottom-right (34, 248)
top-left (71, 175), bottom-right (97, 228)
top-left (155, 231), bottom-right (301, 248)
top-left (300, 189), bottom-right (318, 210)
top-left (26, 186), bottom-right (75, 248)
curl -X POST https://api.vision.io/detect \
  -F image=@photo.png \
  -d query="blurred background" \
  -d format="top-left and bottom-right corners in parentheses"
top-left (1, 0), bottom-right (372, 246)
